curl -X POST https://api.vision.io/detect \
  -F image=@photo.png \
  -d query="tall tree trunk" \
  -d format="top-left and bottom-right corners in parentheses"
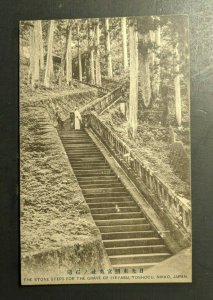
top-left (149, 29), bottom-right (155, 67)
top-left (28, 21), bottom-right (41, 89)
top-left (122, 17), bottom-right (128, 70)
top-left (155, 20), bottom-right (161, 96)
top-left (129, 22), bottom-right (138, 139)
top-left (38, 20), bottom-right (44, 70)
top-left (90, 49), bottom-right (95, 84)
top-left (33, 22), bottom-right (40, 83)
top-left (58, 35), bottom-right (65, 86)
top-left (105, 18), bottom-right (113, 78)
top-left (28, 25), bottom-right (34, 86)
top-left (66, 23), bottom-right (72, 85)
top-left (89, 22), bottom-right (95, 84)
top-left (140, 33), bottom-right (151, 108)
top-left (44, 20), bottom-right (55, 88)
top-left (174, 43), bottom-right (182, 126)
top-left (95, 19), bottom-right (102, 85)
top-left (58, 21), bottom-right (71, 86)
top-left (77, 23), bottom-right (82, 81)
top-left (161, 85), bottom-right (169, 126)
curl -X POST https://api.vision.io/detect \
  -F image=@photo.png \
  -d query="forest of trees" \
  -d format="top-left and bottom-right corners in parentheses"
top-left (20, 16), bottom-right (189, 139)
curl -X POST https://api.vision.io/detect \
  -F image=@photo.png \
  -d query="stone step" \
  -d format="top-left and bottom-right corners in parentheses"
top-left (66, 147), bottom-right (101, 152)
top-left (80, 183), bottom-right (123, 189)
top-left (58, 128), bottom-right (171, 268)
top-left (64, 146), bottom-right (98, 150)
top-left (99, 224), bottom-right (151, 233)
top-left (66, 148), bottom-right (99, 152)
top-left (62, 137), bottom-right (91, 140)
top-left (66, 150), bottom-right (101, 154)
top-left (63, 140), bottom-right (95, 143)
top-left (88, 201), bottom-right (135, 208)
top-left (82, 187), bottom-right (126, 195)
top-left (77, 176), bottom-right (118, 182)
top-left (77, 179), bottom-right (118, 185)
top-left (92, 212), bottom-right (142, 220)
top-left (90, 206), bottom-right (139, 214)
top-left (95, 218), bottom-right (148, 227)
top-left (103, 237), bottom-right (163, 248)
top-left (59, 131), bottom-right (86, 135)
top-left (106, 245), bottom-right (168, 256)
top-left (62, 140), bottom-right (92, 144)
top-left (61, 137), bottom-right (92, 140)
top-left (84, 191), bottom-right (129, 198)
top-left (72, 155), bottom-right (105, 166)
top-left (73, 165), bottom-right (110, 171)
top-left (59, 130), bottom-right (86, 133)
top-left (101, 230), bottom-right (158, 240)
top-left (75, 169), bottom-right (114, 176)
top-left (109, 253), bottom-right (170, 265)
top-left (60, 134), bottom-right (88, 137)
top-left (71, 162), bottom-right (107, 167)
top-left (86, 196), bottom-right (132, 204)
top-left (77, 174), bottom-right (116, 179)
top-left (59, 129), bottom-right (85, 132)
top-left (71, 161), bottom-right (107, 166)
top-left (62, 143), bottom-right (95, 146)
top-left (68, 153), bottom-right (104, 158)
top-left (69, 157), bottom-right (105, 162)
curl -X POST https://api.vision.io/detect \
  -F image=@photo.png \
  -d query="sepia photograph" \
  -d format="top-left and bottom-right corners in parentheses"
top-left (19, 15), bottom-right (191, 284)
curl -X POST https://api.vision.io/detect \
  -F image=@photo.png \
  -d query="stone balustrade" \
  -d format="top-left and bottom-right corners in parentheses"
top-left (80, 85), bottom-right (123, 115)
top-left (74, 79), bottom-right (110, 95)
top-left (88, 113), bottom-right (191, 236)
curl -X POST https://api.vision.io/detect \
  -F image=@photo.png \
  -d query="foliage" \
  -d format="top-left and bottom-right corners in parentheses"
top-left (20, 15), bottom-right (190, 128)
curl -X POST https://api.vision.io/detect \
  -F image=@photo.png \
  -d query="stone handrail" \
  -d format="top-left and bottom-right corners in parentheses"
top-left (80, 85), bottom-right (123, 115)
top-left (102, 75), bottom-right (127, 85)
top-left (88, 113), bottom-right (191, 235)
top-left (74, 79), bottom-right (110, 95)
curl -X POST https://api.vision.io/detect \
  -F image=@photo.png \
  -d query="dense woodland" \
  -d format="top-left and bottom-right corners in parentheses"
top-left (20, 17), bottom-right (189, 126)
top-left (20, 16), bottom-right (192, 277)
top-left (20, 16), bottom-right (190, 188)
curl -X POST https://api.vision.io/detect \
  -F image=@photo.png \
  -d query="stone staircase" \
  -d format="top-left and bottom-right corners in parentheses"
top-left (58, 129), bottom-right (171, 270)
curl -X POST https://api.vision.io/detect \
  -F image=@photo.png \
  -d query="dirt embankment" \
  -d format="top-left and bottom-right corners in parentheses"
top-left (100, 105), bottom-right (191, 199)
top-left (20, 88), bottom-right (110, 278)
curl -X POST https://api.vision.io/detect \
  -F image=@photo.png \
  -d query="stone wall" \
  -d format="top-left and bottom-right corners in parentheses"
top-left (20, 90), bottom-right (110, 280)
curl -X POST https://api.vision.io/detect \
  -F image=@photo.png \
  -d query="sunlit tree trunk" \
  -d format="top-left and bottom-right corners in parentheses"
top-left (77, 23), bottom-right (82, 81)
top-left (95, 19), bottom-right (102, 85)
top-left (66, 23), bottom-right (72, 85)
top-left (58, 35), bottom-right (65, 86)
top-left (44, 20), bottom-right (55, 88)
top-left (105, 18), bottom-right (113, 78)
top-left (28, 21), bottom-right (42, 88)
top-left (155, 20), bottom-right (161, 96)
top-left (33, 22), bottom-right (40, 84)
top-left (122, 17), bottom-right (128, 70)
top-left (140, 33), bottom-right (151, 108)
top-left (28, 25), bottom-right (34, 86)
top-left (89, 22), bottom-right (95, 84)
top-left (90, 49), bottom-right (95, 84)
top-left (38, 20), bottom-right (44, 70)
top-left (149, 29), bottom-right (155, 66)
top-left (174, 43), bottom-right (182, 126)
top-left (129, 22), bottom-right (138, 139)
top-left (59, 21), bottom-right (73, 86)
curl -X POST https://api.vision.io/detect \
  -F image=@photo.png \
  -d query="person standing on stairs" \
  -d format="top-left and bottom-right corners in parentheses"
top-left (74, 107), bottom-right (82, 130)
top-left (56, 106), bottom-right (64, 130)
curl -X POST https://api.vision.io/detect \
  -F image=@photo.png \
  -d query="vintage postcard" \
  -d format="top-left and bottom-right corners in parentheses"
top-left (20, 15), bottom-right (191, 285)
